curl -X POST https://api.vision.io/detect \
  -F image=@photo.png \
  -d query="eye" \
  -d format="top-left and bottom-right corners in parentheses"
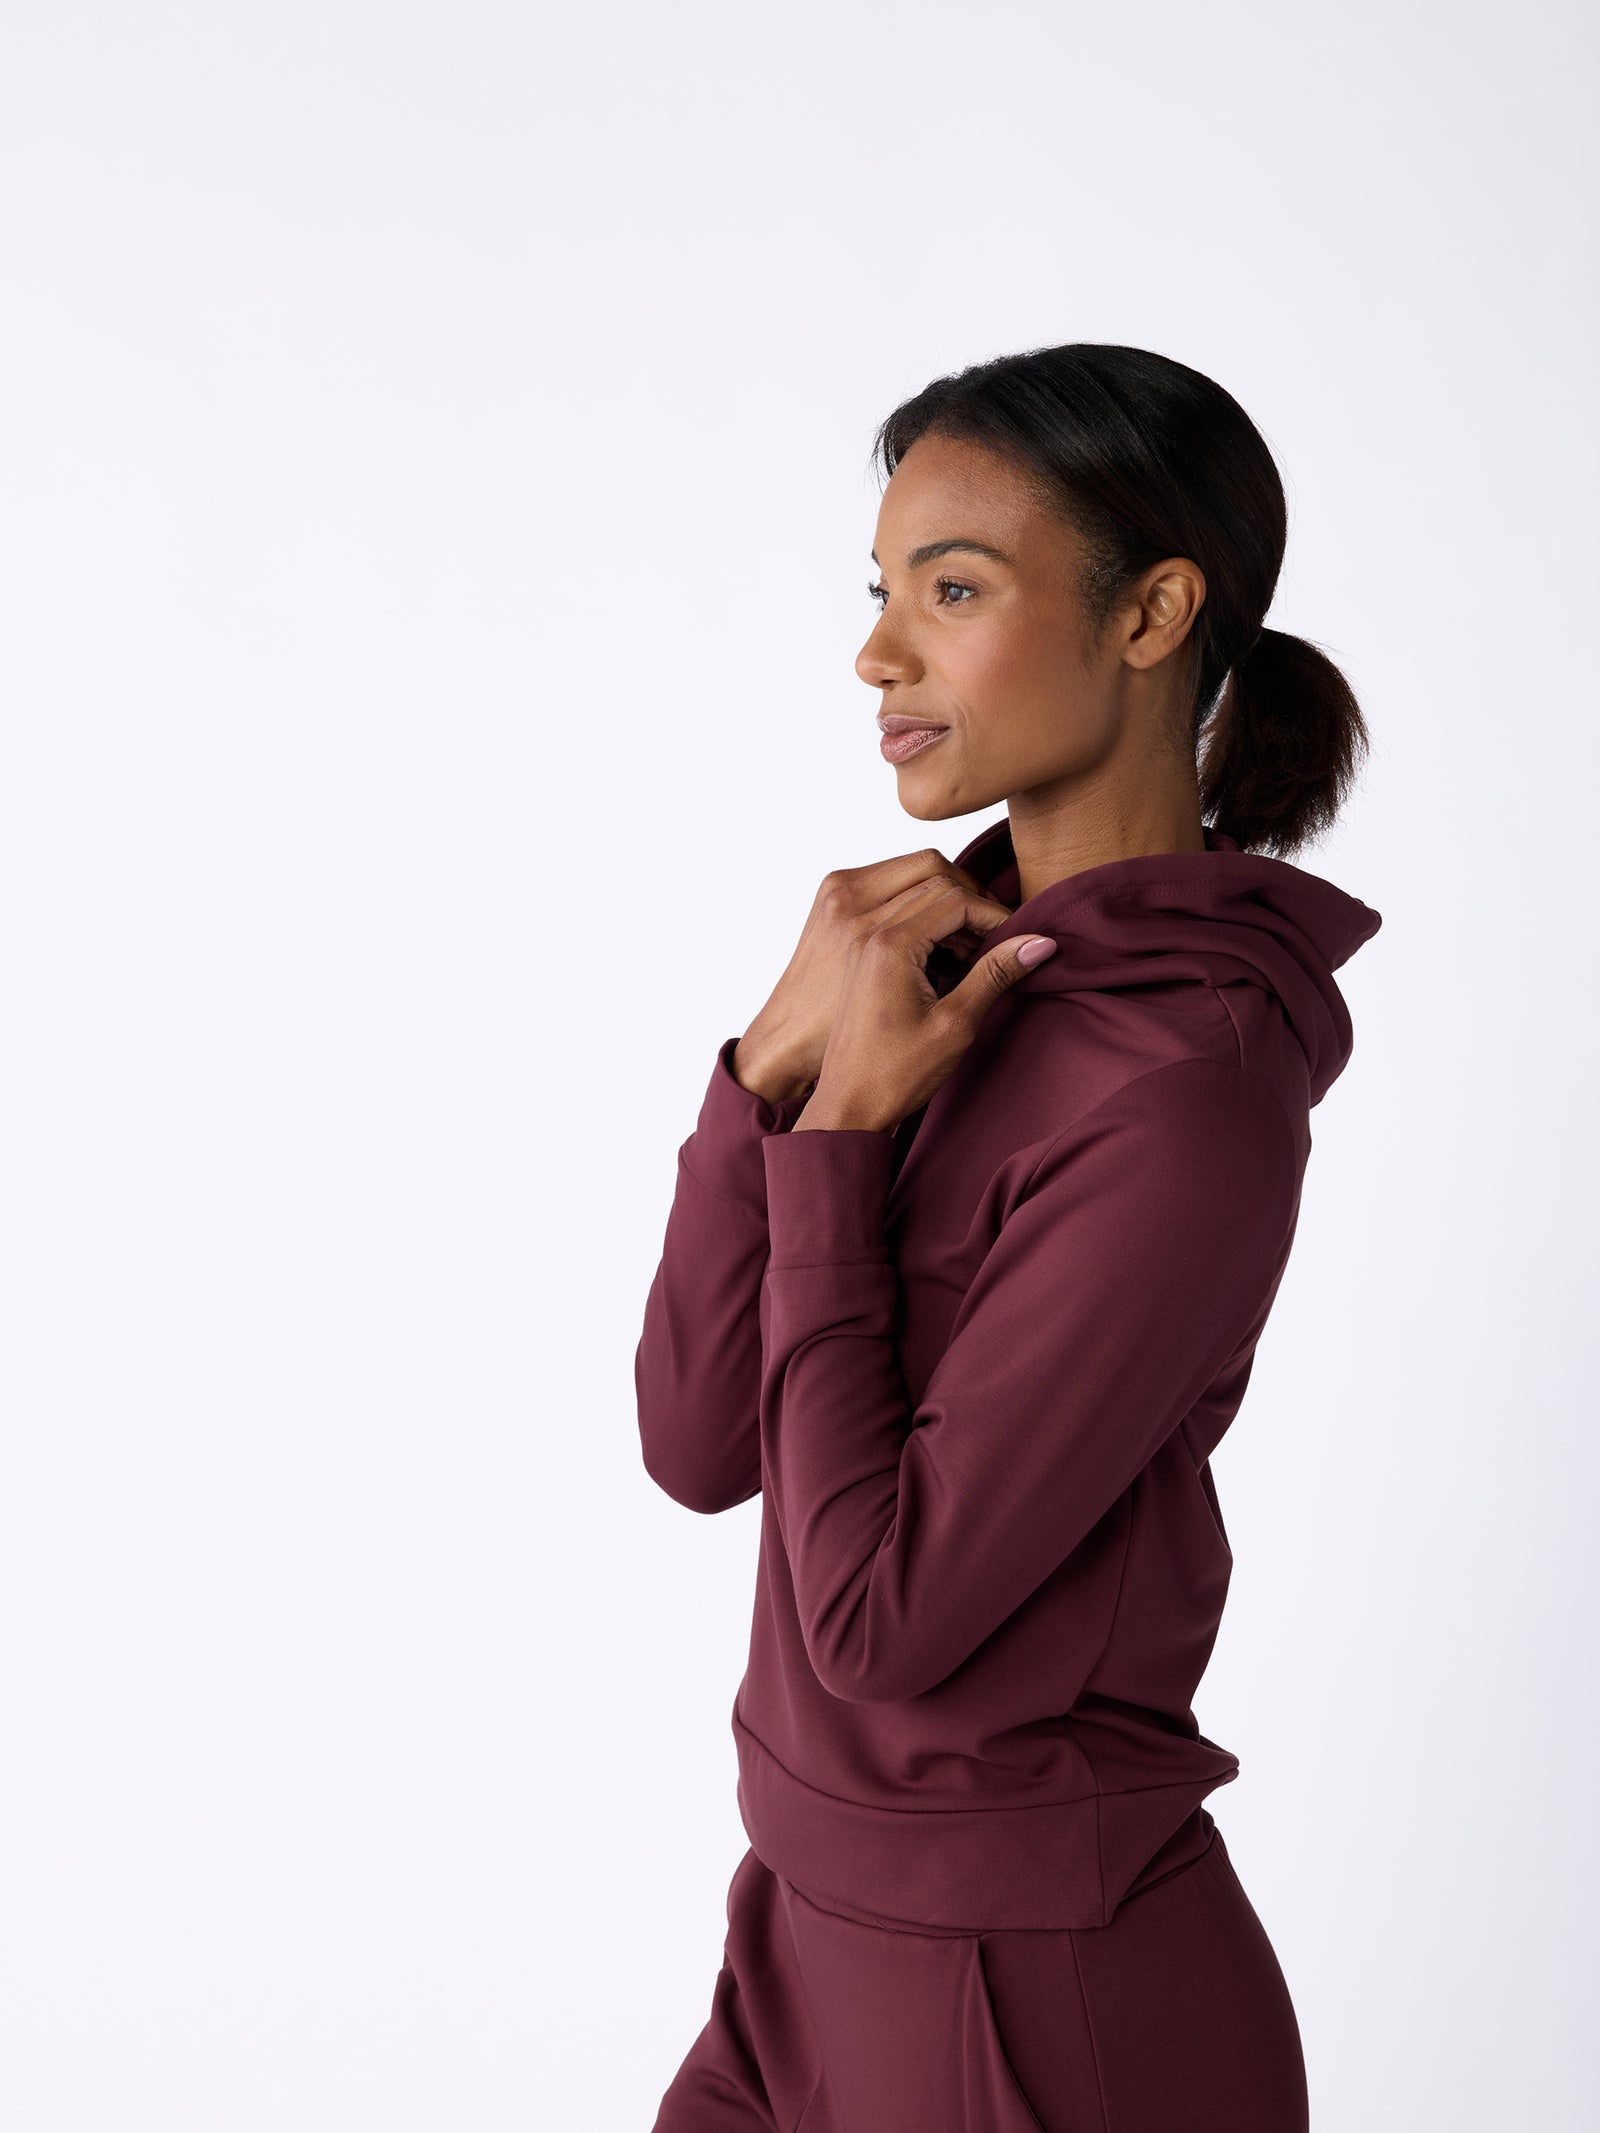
top-left (866, 576), bottom-right (978, 611)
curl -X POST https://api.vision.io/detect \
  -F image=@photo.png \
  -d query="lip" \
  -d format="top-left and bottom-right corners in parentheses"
top-left (877, 715), bottom-right (950, 765)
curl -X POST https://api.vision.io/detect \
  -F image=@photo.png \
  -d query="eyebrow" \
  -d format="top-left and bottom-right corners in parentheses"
top-left (869, 538), bottom-right (1016, 571)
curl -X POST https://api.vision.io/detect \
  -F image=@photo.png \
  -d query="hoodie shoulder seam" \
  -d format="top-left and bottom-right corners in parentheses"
top-left (1211, 980), bottom-right (1246, 1070)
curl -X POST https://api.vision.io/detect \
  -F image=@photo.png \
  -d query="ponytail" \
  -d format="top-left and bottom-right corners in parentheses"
top-left (1199, 627), bottom-right (1371, 859)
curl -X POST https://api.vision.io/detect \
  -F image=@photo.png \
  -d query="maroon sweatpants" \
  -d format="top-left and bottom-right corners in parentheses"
top-left (651, 1820), bottom-right (1309, 2132)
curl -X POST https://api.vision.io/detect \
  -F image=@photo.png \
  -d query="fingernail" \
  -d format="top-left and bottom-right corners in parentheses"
top-left (1017, 936), bottom-right (1057, 966)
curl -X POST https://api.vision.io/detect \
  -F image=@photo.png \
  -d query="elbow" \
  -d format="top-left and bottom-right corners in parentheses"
top-left (639, 1436), bottom-right (758, 1517)
top-left (634, 1330), bottom-right (761, 1516)
top-left (635, 1389), bottom-right (760, 1516)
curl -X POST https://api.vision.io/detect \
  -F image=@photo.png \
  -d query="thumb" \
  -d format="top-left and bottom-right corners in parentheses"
top-left (943, 932), bottom-right (1057, 1017)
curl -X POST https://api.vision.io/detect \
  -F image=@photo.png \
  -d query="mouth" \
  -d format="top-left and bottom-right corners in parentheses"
top-left (877, 713), bottom-right (950, 765)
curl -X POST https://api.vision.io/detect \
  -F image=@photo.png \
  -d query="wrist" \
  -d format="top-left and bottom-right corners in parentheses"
top-left (731, 1032), bottom-right (815, 1106)
top-left (794, 1090), bottom-right (898, 1135)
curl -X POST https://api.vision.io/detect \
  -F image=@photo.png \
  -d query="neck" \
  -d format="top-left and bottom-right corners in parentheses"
top-left (1006, 784), bottom-right (1208, 905)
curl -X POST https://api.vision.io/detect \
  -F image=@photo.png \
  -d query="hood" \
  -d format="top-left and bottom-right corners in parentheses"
top-left (935, 813), bottom-right (1383, 1107)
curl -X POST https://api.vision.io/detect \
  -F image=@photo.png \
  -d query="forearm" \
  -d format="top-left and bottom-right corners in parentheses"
top-left (634, 1036), bottom-right (808, 1513)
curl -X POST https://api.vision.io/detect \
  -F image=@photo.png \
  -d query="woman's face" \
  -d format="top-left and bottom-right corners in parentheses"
top-left (857, 430), bottom-right (1199, 820)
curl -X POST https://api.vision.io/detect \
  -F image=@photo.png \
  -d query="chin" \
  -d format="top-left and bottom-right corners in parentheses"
top-left (892, 761), bottom-right (972, 821)
top-left (894, 758), bottom-right (1003, 825)
top-left (896, 789), bottom-right (966, 823)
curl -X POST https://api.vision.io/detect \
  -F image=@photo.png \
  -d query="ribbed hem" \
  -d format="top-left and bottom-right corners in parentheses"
top-left (731, 1707), bottom-right (1238, 1933)
top-left (762, 1127), bottom-right (895, 1268)
top-left (680, 1038), bottom-right (811, 1209)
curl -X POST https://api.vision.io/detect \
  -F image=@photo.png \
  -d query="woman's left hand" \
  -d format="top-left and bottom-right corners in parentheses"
top-left (793, 874), bottom-right (1057, 1135)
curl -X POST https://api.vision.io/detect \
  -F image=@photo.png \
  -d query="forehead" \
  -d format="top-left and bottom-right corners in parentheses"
top-left (874, 431), bottom-right (1057, 551)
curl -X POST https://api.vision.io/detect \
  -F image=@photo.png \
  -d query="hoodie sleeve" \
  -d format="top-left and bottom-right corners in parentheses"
top-left (758, 1055), bottom-right (1299, 1703)
top-left (634, 1036), bottom-right (811, 1514)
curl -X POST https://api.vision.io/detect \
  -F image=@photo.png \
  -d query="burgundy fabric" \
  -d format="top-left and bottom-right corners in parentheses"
top-left (636, 811), bottom-right (1381, 1941)
top-left (651, 1820), bottom-right (1309, 2132)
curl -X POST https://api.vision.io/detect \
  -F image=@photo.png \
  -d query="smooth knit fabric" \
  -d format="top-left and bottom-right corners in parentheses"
top-left (635, 811), bottom-right (1380, 2121)
top-left (650, 1825), bottom-right (1311, 2132)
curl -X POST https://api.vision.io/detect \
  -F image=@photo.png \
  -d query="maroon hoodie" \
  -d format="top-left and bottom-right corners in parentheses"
top-left (635, 814), bottom-right (1382, 1932)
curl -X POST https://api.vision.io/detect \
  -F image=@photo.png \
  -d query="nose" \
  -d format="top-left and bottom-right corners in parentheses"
top-left (856, 613), bottom-right (920, 690)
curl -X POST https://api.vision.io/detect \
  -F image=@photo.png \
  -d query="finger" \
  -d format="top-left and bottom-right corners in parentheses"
top-left (940, 932), bottom-right (1057, 1014)
top-left (872, 872), bottom-right (1014, 936)
top-left (834, 849), bottom-right (1009, 918)
top-left (865, 881), bottom-right (1018, 963)
top-left (945, 861), bottom-right (1011, 908)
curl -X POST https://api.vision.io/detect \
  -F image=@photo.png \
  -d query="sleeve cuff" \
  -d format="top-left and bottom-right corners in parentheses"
top-left (762, 1128), bottom-right (895, 1267)
top-left (679, 1037), bottom-right (812, 1208)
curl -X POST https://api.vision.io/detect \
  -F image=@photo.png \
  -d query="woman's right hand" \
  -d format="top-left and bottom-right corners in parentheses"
top-left (732, 849), bottom-right (1015, 1104)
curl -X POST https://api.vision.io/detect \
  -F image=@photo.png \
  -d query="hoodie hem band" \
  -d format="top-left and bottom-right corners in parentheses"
top-left (732, 1709), bottom-right (1238, 1933)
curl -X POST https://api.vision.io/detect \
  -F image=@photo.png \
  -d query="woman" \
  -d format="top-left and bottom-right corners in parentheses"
top-left (636, 342), bottom-right (1382, 2133)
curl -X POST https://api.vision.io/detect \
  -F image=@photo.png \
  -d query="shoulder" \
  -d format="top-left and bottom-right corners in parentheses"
top-left (1014, 1057), bottom-right (1300, 1224)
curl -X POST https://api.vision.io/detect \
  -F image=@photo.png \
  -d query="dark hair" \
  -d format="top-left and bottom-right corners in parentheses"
top-left (870, 343), bottom-right (1370, 859)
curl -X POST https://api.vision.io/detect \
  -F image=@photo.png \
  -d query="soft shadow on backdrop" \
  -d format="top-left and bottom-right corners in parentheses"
top-left (0, 4), bottom-right (1592, 2129)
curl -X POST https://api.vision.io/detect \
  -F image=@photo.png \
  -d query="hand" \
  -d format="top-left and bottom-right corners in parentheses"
top-left (732, 850), bottom-right (1015, 1104)
top-left (793, 876), bottom-right (1056, 1134)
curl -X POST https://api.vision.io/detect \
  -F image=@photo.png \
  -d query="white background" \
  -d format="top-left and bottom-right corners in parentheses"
top-left (1, 3), bottom-right (1593, 2126)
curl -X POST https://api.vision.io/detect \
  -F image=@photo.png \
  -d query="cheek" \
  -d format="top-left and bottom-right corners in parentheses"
top-left (949, 614), bottom-right (1070, 715)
